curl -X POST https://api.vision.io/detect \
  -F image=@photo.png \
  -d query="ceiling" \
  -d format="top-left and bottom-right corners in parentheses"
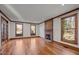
top-left (1, 4), bottom-right (79, 23)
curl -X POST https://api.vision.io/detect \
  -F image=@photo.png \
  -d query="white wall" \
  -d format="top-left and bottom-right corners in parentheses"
top-left (36, 24), bottom-right (39, 36)
top-left (53, 18), bottom-right (61, 42)
top-left (9, 22), bottom-right (31, 38)
top-left (39, 23), bottom-right (45, 38)
top-left (23, 23), bottom-right (30, 37)
top-left (9, 22), bottom-right (15, 38)
top-left (9, 22), bottom-right (40, 38)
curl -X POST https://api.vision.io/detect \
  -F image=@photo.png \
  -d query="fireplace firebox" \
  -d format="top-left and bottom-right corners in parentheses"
top-left (46, 34), bottom-right (51, 40)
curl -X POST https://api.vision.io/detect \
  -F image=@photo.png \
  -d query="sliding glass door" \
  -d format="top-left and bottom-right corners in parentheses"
top-left (61, 14), bottom-right (78, 44)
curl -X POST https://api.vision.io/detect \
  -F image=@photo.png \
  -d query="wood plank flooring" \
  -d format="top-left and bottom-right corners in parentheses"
top-left (0, 37), bottom-right (79, 55)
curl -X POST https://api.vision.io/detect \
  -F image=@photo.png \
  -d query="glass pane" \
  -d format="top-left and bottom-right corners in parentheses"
top-left (63, 16), bottom-right (75, 43)
top-left (16, 24), bottom-right (22, 34)
top-left (31, 25), bottom-right (36, 35)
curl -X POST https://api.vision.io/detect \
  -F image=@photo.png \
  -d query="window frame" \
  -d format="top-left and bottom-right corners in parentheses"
top-left (15, 23), bottom-right (23, 36)
top-left (61, 13), bottom-right (78, 45)
top-left (30, 24), bottom-right (36, 36)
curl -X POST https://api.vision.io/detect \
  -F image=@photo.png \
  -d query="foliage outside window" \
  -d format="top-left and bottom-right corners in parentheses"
top-left (61, 14), bottom-right (77, 44)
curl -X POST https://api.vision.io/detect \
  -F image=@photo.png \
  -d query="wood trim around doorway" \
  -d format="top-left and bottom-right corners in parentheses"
top-left (1, 16), bottom-right (8, 45)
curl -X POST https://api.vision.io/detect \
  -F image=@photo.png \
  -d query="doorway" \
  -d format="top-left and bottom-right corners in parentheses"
top-left (1, 16), bottom-right (8, 44)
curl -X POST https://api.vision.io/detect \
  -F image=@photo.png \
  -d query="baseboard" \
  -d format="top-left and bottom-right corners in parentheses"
top-left (54, 41), bottom-right (79, 52)
top-left (9, 36), bottom-right (40, 40)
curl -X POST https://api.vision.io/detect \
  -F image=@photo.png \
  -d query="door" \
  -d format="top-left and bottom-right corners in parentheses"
top-left (1, 16), bottom-right (8, 43)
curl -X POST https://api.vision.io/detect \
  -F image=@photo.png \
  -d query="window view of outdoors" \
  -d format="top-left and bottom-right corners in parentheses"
top-left (63, 16), bottom-right (75, 44)
top-left (31, 25), bottom-right (36, 35)
top-left (16, 24), bottom-right (23, 36)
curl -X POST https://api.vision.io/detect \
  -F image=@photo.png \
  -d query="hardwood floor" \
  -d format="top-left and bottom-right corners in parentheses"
top-left (0, 37), bottom-right (79, 55)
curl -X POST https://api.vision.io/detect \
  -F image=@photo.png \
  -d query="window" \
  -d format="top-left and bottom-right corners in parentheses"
top-left (30, 24), bottom-right (36, 36)
top-left (16, 23), bottom-right (23, 36)
top-left (61, 14), bottom-right (78, 44)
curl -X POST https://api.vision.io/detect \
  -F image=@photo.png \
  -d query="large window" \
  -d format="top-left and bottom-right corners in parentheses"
top-left (61, 14), bottom-right (78, 44)
top-left (30, 24), bottom-right (36, 36)
top-left (16, 23), bottom-right (23, 36)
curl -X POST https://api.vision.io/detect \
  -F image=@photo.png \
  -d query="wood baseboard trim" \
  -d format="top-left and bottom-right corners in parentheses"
top-left (54, 41), bottom-right (79, 52)
top-left (9, 36), bottom-right (40, 40)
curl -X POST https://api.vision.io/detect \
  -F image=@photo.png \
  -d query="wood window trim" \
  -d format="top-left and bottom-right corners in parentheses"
top-left (61, 13), bottom-right (78, 45)
top-left (15, 23), bottom-right (23, 36)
